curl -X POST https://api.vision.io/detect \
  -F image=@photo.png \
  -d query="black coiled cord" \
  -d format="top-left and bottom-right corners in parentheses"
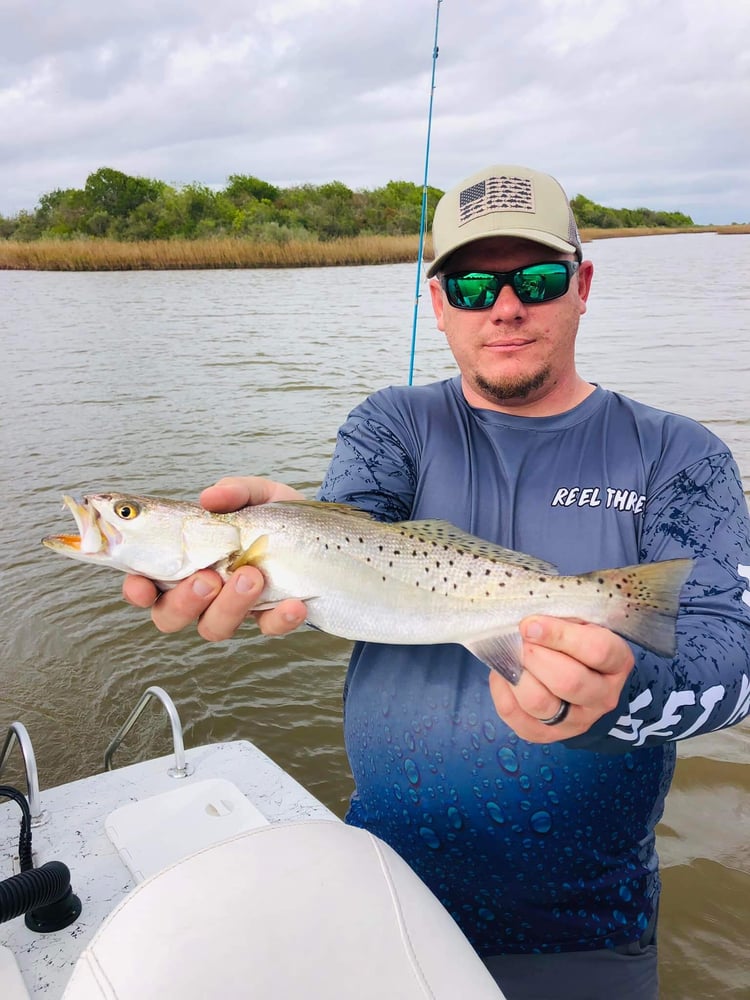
top-left (0, 784), bottom-right (82, 931)
top-left (0, 784), bottom-right (33, 871)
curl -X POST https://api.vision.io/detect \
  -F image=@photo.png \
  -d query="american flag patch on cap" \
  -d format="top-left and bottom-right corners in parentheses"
top-left (458, 175), bottom-right (535, 226)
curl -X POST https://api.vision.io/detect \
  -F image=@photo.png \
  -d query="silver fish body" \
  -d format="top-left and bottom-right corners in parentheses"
top-left (43, 493), bottom-right (693, 683)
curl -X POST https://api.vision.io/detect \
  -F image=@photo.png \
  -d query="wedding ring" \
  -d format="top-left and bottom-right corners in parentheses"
top-left (540, 699), bottom-right (571, 726)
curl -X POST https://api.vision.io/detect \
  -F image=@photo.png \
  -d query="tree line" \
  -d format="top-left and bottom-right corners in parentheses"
top-left (0, 166), bottom-right (694, 242)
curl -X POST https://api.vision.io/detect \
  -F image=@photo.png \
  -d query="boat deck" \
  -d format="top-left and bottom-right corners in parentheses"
top-left (0, 740), bottom-right (337, 997)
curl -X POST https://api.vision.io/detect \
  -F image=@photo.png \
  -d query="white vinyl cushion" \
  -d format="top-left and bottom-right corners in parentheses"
top-left (63, 820), bottom-right (504, 999)
top-left (0, 944), bottom-right (31, 1000)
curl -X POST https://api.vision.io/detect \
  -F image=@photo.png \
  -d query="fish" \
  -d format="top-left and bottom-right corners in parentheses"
top-left (42, 492), bottom-right (693, 684)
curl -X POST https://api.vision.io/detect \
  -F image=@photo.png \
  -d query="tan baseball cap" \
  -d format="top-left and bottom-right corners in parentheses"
top-left (427, 164), bottom-right (582, 277)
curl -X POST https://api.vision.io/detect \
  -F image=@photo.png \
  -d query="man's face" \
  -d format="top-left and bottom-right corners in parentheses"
top-left (429, 237), bottom-right (594, 414)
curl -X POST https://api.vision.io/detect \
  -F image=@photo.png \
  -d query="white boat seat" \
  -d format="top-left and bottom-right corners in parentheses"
top-left (62, 819), bottom-right (504, 999)
top-left (0, 944), bottom-right (31, 1000)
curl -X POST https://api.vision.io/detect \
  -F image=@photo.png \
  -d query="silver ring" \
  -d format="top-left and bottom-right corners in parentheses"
top-left (540, 699), bottom-right (571, 726)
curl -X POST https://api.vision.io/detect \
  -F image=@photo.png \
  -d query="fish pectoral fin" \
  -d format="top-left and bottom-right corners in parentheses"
top-left (228, 534), bottom-right (269, 573)
top-left (464, 631), bottom-right (524, 685)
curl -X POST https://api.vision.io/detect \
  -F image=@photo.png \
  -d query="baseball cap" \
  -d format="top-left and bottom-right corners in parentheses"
top-left (427, 164), bottom-right (582, 277)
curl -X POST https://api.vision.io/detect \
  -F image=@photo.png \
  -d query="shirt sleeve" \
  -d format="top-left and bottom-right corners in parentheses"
top-left (567, 452), bottom-right (750, 751)
top-left (317, 391), bottom-right (418, 521)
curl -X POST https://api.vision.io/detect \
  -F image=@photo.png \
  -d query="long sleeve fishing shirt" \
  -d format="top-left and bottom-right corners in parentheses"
top-left (317, 378), bottom-right (750, 956)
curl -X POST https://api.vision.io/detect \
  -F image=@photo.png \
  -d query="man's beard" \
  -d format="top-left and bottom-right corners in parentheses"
top-left (473, 365), bottom-right (552, 404)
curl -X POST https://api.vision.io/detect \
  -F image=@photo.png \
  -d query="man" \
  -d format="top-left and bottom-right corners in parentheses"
top-left (124, 165), bottom-right (750, 999)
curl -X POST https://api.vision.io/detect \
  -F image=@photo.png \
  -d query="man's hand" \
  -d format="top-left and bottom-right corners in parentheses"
top-left (122, 477), bottom-right (308, 641)
top-left (488, 617), bottom-right (634, 741)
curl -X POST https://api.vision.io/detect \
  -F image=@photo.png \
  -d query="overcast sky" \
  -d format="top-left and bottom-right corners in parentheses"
top-left (1, 0), bottom-right (747, 224)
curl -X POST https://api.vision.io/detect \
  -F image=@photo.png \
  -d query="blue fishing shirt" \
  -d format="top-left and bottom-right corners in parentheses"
top-left (317, 378), bottom-right (750, 956)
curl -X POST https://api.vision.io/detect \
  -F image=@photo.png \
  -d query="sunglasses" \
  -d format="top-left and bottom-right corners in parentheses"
top-left (441, 261), bottom-right (580, 309)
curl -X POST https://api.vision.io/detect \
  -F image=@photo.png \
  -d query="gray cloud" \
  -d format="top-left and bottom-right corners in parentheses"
top-left (1, 0), bottom-right (748, 223)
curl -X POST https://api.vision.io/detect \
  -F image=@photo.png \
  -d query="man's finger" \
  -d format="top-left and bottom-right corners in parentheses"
top-left (521, 617), bottom-right (633, 676)
top-left (122, 574), bottom-right (160, 609)
top-left (254, 600), bottom-right (308, 636)
top-left (200, 476), bottom-right (305, 513)
top-left (194, 567), bottom-right (266, 642)
top-left (149, 571), bottom-right (224, 634)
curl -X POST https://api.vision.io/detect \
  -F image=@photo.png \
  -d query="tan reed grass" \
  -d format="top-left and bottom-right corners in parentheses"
top-left (580, 225), bottom-right (750, 241)
top-left (1, 227), bottom-right (747, 271)
top-left (0, 235), bottom-right (425, 271)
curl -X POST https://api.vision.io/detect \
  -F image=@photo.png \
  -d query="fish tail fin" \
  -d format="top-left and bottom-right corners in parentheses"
top-left (590, 557), bottom-right (693, 657)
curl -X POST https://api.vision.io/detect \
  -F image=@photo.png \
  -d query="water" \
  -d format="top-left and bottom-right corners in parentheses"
top-left (1, 233), bottom-right (748, 997)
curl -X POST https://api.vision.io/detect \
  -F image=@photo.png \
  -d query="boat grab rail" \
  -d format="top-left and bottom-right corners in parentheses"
top-left (104, 686), bottom-right (194, 778)
top-left (0, 722), bottom-right (45, 825)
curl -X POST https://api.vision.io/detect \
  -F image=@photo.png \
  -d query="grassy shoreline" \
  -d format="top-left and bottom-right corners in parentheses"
top-left (0, 226), bottom-right (747, 271)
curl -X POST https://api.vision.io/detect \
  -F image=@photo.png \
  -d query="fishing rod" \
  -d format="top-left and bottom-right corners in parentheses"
top-left (407, 0), bottom-right (443, 386)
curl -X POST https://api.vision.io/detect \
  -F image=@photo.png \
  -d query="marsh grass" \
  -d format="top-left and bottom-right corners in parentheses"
top-left (1, 227), bottom-right (747, 271)
top-left (0, 234), bottom-right (424, 271)
top-left (582, 225), bottom-right (750, 240)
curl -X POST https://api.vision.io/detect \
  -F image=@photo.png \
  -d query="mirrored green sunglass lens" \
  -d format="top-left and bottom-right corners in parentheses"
top-left (449, 274), bottom-right (497, 308)
top-left (514, 265), bottom-right (568, 302)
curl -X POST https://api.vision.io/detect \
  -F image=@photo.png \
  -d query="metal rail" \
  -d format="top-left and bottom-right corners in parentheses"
top-left (0, 721), bottom-right (46, 825)
top-left (104, 686), bottom-right (193, 778)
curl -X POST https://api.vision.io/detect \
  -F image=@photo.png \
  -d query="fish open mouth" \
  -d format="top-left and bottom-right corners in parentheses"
top-left (42, 495), bottom-right (117, 555)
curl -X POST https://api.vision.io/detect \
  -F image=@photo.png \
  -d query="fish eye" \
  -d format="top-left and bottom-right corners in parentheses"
top-left (114, 500), bottom-right (141, 520)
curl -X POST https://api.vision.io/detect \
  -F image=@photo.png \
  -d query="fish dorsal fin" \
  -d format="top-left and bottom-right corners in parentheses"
top-left (265, 500), bottom-right (377, 521)
top-left (263, 502), bottom-right (556, 573)
top-left (254, 502), bottom-right (557, 591)
top-left (397, 520), bottom-right (559, 575)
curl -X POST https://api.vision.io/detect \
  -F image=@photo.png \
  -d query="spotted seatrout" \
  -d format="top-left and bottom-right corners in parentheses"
top-left (43, 493), bottom-right (693, 683)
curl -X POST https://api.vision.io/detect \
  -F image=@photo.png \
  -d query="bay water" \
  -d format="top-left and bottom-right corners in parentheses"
top-left (1, 232), bottom-right (748, 997)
